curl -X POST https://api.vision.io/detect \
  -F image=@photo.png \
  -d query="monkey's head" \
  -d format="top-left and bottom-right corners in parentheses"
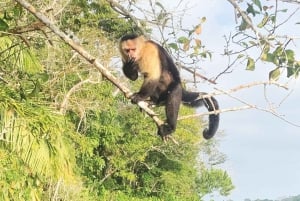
top-left (119, 34), bottom-right (146, 62)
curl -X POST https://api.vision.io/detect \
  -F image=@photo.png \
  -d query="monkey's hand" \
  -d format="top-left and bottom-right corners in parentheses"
top-left (130, 93), bottom-right (144, 104)
top-left (123, 59), bottom-right (138, 81)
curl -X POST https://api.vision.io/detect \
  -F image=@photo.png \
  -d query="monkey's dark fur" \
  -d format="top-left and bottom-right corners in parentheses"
top-left (120, 34), bottom-right (219, 139)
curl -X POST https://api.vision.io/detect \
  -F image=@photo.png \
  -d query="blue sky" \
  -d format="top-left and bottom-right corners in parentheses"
top-left (165, 0), bottom-right (300, 200)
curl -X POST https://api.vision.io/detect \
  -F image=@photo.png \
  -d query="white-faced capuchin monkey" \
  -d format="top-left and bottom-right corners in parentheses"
top-left (119, 33), bottom-right (219, 140)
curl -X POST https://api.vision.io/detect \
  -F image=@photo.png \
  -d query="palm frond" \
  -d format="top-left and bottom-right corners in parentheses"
top-left (0, 92), bottom-right (75, 180)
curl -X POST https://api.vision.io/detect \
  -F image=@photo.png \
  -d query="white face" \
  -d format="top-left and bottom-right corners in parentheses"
top-left (121, 39), bottom-right (140, 61)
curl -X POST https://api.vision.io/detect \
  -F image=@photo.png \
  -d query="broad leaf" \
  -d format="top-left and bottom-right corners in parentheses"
top-left (269, 68), bottom-right (281, 81)
top-left (252, 0), bottom-right (262, 11)
top-left (177, 36), bottom-right (189, 44)
top-left (258, 15), bottom-right (269, 28)
top-left (168, 43), bottom-right (179, 51)
top-left (246, 57), bottom-right (255, 71)
top-left (0, 18), bottom-right (9, 31)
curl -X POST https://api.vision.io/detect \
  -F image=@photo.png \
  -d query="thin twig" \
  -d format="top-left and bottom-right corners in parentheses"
top-left (216, 88), bottom-right (300, 127)
top-left (178, 106), bottom-right (254, 120)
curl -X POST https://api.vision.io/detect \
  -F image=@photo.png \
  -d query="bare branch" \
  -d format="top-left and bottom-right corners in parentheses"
top-left (193, 81), bottom-right (289, 100)
top-left (215, 88), bottom-right (300, 127)
top-left (8, 21), bottom-right (45, 34)
top-left (178, 106), bottom-right (254, 120)
top-left (59, 78), bottom-right (100, 114)
top-left (180, 81), bottom-right (299, 127)
top-left (176, 62), bottom-right (217, 84)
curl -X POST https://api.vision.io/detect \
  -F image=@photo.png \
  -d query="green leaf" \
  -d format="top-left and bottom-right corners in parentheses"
top-left (168, 43), bottom-right (179, 51)
top-left (246, 57), bottom-right (255, 71)
top-left (0, 18), bottom-right (9, 31)
top-left (13, 4), bottom-right (23, 18)
top-left (273, 46), bottom-right (283, 56)
top-left (285, 49), bottom-right (295, 64)
top-left (270, 15), bottom-right (276, 24)
top-left (265, 53), bottom-right (276, 63)
top-left (252, 0), bottom-right (262, 11)
top-left (287, 67), bottom-right (295, 78)
top-left (257, 15), bottom-right (269, 28)
top-left (279, 9), bottom-right (288, 13)
top-left (239, 19), bottom-right (248, 31)
top-left (269, 68), bottom-right (281, 81)
top-left (177, 36), bottom-right (189, 44)
top-left (155, 2), bottom-right (165, 11)
top-left (237, 54), bottom-right (245, 59)
top-left (246, 3), bottom-right (257, 16)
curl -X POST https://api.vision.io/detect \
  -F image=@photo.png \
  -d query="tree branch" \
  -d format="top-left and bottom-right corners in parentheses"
top-left (178, 106), bottom-right (254, 121)
top-left (8, 21), bottom-right (45, 34)
top-left (215, 87), bottom-right (300, 128)
top-left (59, 78), bottom-right (100, 114)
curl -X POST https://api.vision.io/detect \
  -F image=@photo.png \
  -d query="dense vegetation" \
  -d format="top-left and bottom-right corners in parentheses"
top-left (0, 0), bottom-right (233, 200)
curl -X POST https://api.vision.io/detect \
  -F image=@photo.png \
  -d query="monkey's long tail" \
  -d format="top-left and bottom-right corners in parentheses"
top-left (182, 89), bottom-right (219, 139)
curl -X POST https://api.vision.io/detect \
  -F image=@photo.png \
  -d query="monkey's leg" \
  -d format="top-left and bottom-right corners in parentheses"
top-left (158, 84), bottom-right (182, 137)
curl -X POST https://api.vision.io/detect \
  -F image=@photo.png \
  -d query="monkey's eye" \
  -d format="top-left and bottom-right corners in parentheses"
top-left (125, 48), bottom-right (136, 53)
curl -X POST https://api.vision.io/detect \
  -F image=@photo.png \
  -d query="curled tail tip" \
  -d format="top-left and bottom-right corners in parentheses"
top-left (202, 128), bottom-right (216, 140)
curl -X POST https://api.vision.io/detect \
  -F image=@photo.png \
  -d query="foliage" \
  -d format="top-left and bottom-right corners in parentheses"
top-left (168, 17), bottom-right (212, 63)
top-left (0, 0), bottom-right (235, 200)
top-left (227, 0), bottom-right (300, 79)
top-left (198, 168), bottom-right (234, 197)
top-left (59, 0), bottom-right (136, 39)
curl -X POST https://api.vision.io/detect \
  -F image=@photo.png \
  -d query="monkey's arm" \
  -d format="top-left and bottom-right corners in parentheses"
top-left (131, 76), bottom-right (159, 103)
top-left (122, 59), bottom-right (138, 81)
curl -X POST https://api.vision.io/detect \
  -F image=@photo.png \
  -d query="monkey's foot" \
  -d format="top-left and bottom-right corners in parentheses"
top-left (157, 124), bottom-right (178, 144)
top-left (162, 135), bottom-right (179, 145)
top-left (157, 123), bottom-right (173, 137)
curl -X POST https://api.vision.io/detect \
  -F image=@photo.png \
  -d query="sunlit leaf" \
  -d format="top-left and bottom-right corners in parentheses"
top-left (269, 68), bottom-right (281, 81)
top-left (183, 41), bottom-right (190, 51)
top-left (246, 57), bottom-right (255, 71)
top-left (285, 49), bottom-right (295, 64)
top-left (177, 36), bottom-right (189, 44)
top-left (237, 54), bottom-right (245, 59)
top-left (194, 24), bottom-right (202, 35)
top-left (195, 39), bottom-right (202, 47)
top-left (257, 15), bottom-right (269, 28)
top-left (273, 46), bottom-right (283, 56)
